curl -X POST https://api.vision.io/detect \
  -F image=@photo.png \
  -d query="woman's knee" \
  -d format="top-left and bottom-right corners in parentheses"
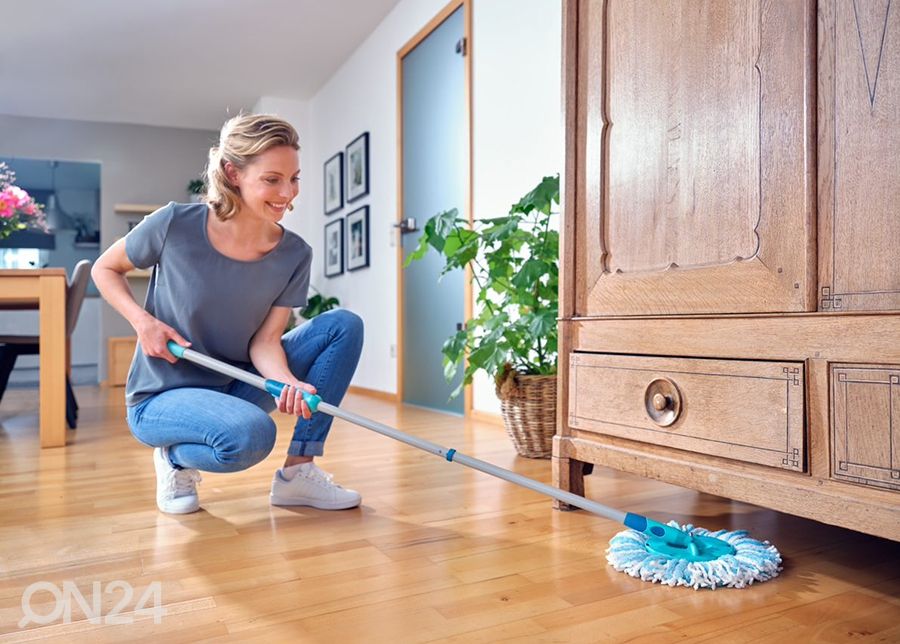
top-left (284, 309), bottom-right (364, 355)
top-left (323, 309), bottom-right (364, 351)
top-left (215, 413), bottom-right (276, 472)
top-left (329, 308), bottom-right (364, 334)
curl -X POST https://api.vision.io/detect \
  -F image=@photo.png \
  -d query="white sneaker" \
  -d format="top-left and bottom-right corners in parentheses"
top-left (270, 463), bottom-right (361, 510)
top-left (153, 447), bottom-right (201, 514)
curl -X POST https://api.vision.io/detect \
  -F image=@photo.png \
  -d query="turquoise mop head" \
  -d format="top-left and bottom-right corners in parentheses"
top-left (606, 520), bottom-right (782, 589)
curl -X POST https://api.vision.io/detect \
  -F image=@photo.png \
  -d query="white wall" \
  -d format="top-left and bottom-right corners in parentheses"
top-left (260, 0), bottom-right (563, 413)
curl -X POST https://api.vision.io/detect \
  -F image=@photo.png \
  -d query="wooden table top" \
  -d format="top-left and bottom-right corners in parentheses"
top-left (0, 268), bottom-right (67, 276)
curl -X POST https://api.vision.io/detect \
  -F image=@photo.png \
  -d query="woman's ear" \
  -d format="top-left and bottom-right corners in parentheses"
top-left (223, 161), bottom-right (241, 187)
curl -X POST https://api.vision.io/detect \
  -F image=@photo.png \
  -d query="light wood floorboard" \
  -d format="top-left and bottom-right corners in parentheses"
top-left (0, 386), bottom-right (897, 642)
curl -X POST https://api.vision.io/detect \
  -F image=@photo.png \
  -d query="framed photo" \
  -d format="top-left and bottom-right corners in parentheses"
top-left (345, 132), bottom-right (369, 203)
top-left (346, 206), bottom-right (370, 271)
top-left (324, 218), bottom-right (344, 277)
top-left (323, 152), bottom-right (343, 215)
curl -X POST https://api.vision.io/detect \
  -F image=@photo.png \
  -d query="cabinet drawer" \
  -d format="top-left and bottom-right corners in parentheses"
top-left (831, 364), bottom-right (900, 492)
top-left (568, 353), bottom-right (805, 471)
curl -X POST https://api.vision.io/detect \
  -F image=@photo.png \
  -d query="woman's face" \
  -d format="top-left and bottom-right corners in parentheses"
top-left (227, 145), bottom-right (300, 222)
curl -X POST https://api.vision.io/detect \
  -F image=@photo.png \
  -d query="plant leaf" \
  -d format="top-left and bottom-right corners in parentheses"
top-left (510, 258), bottom-right (547, 291)
top-left (509, 174), bottom-right (559, 215)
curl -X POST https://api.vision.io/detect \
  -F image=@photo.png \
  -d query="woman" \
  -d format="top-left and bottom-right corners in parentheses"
top-left (93, 114), bottom-right (363, 514)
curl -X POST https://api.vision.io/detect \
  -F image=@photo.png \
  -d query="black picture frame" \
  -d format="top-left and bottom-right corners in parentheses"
top-left (323, 151), bottom-right (344, 215)
top-left (324, 218), bottom-right (344, 277)
top-left (345, 132), bottom-right (369, 203)
top-left (346, 205), bottom-right (370, 271)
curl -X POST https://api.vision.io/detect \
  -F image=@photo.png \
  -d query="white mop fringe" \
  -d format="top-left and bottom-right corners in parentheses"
top-left (606, 521), bottom-right (783, 590)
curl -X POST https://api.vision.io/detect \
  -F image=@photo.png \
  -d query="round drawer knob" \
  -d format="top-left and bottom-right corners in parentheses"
top-left (652, 393), bottom-right (669, 411)
top-left (644, 378), bottom-right (682, 427)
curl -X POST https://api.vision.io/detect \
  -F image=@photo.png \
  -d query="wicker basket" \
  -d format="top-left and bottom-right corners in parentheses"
top-left (496, 372), bottom-right (558, 458)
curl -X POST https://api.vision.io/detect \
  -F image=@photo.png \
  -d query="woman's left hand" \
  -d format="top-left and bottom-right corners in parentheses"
top-left (276, 380), bottom-right (318, 419)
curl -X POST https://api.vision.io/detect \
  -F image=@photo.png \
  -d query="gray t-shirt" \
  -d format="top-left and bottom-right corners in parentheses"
top-left (124, 201), bottom-right (312, 406)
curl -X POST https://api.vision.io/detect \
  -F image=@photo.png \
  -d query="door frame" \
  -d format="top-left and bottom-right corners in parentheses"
top-left (395, 0), bottom-right (473, 413)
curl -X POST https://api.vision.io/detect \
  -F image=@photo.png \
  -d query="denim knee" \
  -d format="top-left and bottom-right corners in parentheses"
top-left (324, 309), bottom-right (364, 349)
top-left (328, 308), bottom-right (364, 334)
top-left (215, 412), bottom-right (277, 472)
top-left (284, 308), bottom-right (364, 356)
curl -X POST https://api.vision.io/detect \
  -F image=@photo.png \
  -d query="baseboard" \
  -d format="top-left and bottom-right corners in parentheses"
top-left (347, 385), bottom-right (399, 402)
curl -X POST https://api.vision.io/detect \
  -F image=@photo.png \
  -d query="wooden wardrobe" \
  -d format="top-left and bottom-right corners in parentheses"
top-left (554, 0), bottom-right (899, 541)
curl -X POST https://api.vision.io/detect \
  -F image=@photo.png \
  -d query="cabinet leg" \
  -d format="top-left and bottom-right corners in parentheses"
top-left (552, 456), bottom-right (593, 511)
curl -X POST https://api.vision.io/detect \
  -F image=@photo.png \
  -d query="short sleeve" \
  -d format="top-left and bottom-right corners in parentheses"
top-left (273, 244), bottom-right (312, 308)
top-left (125, 202), bottom-right (176, 269)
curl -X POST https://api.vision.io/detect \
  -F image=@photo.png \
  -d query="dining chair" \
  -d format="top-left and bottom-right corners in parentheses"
top-left (0, 259), bottom-right (93, 428)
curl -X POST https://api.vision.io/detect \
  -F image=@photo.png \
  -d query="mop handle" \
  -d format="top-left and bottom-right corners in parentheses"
top-left (166, 341), bottom-right (688, 545)
top-left (312, 402), bottom-right (690, 546)
top-left (166, 341), bottom-right (321, 408)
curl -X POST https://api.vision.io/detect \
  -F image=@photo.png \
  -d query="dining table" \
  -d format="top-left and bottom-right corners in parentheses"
top-left (0, 268), bottom-right (68, 447)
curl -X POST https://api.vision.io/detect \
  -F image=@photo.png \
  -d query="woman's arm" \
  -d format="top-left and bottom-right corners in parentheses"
top-left (91, 238), bottom-right (190, 364)
top-left (249, 306), bottom-right (316, 418)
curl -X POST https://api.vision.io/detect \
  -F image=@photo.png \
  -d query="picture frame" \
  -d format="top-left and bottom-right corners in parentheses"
top-left (346, 205), bottom-right (370, 271)
top-left (324, 218), bottom-right (344, 277)
top-left (345, 132), bottom-right (369, 203)
top-left (323, 151), bottom-right (344, 215)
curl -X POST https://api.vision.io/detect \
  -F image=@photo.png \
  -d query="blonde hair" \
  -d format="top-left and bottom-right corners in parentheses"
top-left (205, 113), bottom-right (300, 221)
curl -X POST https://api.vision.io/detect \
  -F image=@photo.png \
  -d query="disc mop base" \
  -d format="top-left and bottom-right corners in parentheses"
top-left (606, 521), bottom-right (782, 590)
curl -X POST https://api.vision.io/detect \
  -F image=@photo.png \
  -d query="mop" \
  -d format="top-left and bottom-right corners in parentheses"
top-left (166, 341), bottom-right (782, 590)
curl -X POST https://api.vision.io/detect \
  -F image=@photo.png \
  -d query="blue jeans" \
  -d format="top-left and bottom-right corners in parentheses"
top-left (126, 309), bottom-right (364, 472)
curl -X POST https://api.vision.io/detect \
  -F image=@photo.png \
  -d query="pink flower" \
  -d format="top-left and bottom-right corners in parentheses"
top-left (7, 186), bottom-right (31, 209)
top-left (0, 191), bottom-right (16, 219)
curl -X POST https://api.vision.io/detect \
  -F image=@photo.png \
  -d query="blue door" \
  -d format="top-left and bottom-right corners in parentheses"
top-left (400, 7), bottom-right (467, 414)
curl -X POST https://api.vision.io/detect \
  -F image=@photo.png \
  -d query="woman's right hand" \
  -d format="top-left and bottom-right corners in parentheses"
top-left (135, 315), bottom-right (191, 364)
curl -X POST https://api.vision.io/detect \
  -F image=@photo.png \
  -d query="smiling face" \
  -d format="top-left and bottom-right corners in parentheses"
top-left (225, 145), bottom-right (300, 223)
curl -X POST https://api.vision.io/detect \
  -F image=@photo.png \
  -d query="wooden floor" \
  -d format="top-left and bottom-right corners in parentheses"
top-left (0, 386), bottom-right (898, 643)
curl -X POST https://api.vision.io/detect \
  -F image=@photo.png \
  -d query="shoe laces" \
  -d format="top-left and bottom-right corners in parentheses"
top-left (167, 468), bottom-right (201, 498)
top-left (303, 464), bottom-right (342, 488)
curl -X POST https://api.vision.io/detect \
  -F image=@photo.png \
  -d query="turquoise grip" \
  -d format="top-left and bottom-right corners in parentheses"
top-left (166, 340), bottom-right (186, 359)
top-left (264, 379), bottom-right (284, 397)
top-left (265, 380), bottom-right (321, 413)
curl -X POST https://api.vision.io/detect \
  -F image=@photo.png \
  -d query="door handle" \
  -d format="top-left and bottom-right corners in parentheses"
top-left (393, 217), bottom-right (418, 234)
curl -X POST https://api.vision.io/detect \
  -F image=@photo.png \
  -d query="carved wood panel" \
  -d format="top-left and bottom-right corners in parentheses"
top-left (818, 0), bottom-right (900, 312)
top-left (571, 0), bottom-right (815, 316)
top-left (831, 364), bottom-right (900, 491)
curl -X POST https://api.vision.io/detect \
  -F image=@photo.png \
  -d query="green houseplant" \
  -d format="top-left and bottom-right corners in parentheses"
top-left (300, 290), bottom-right (340, 320)
top-left (187, 179), bottom-right (206, 203)
top-left (405, 175), bottom-right (559, 457)
top-left (284, 287), bottom-right (340, 333)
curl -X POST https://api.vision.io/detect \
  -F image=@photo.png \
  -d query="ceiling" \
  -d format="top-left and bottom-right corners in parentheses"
top-left (1, 0), bottom-right (402, 130)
